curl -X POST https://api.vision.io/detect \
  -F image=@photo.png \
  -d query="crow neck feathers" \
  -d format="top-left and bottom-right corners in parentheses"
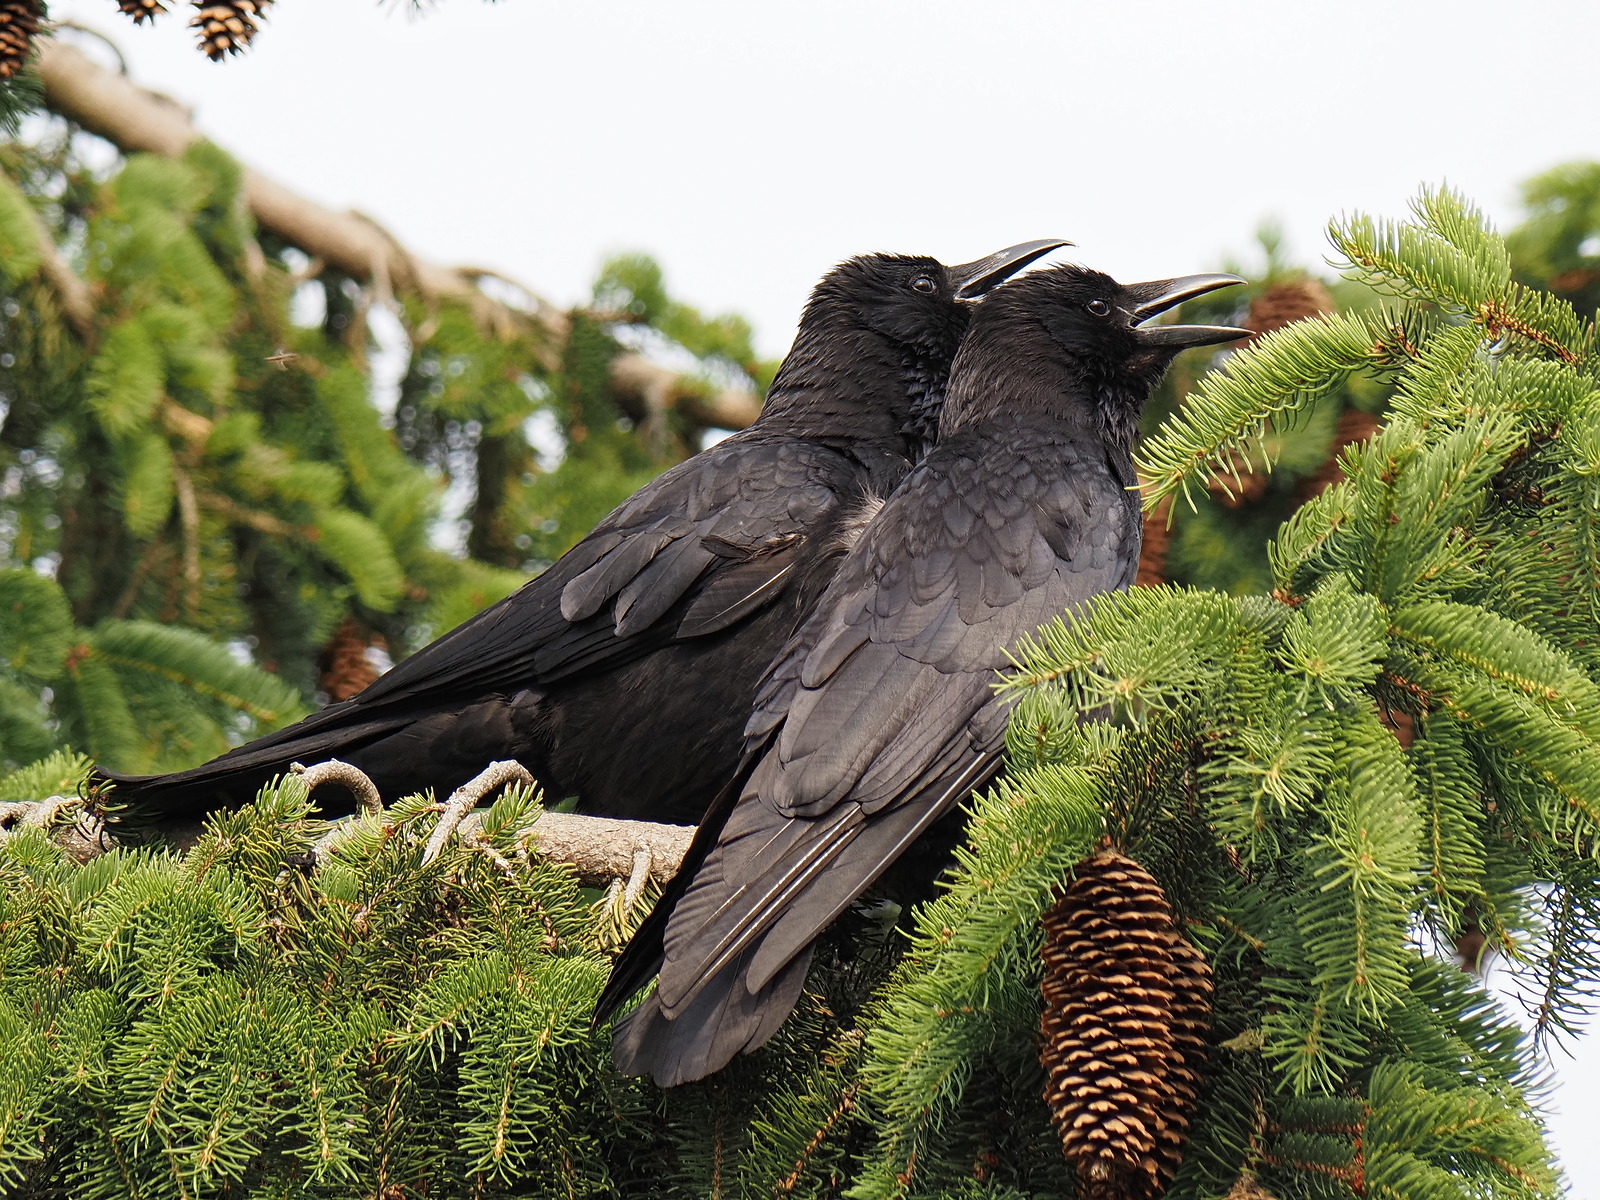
top-left (756, 255), bottom-right (971, 461)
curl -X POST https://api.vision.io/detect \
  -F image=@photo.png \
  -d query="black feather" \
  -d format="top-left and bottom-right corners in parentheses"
top-left (99, 253), bottom-right (983, 830)
top-left (604, 263), bottom-right (1239, 1084)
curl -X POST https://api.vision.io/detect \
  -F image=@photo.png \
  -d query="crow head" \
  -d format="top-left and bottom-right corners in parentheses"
top-left (947, 265), bottom-right (1247, 447)
top-left (779, 240), bottom-right (1069, 454)
top-left (810, 240), bottom-right (1071, 352)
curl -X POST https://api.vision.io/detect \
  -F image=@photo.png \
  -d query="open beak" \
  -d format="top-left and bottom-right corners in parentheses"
top-left (949, 238), bottom-right (1073, 299)
top-left (1125, 273), bottom-right (1250, 347)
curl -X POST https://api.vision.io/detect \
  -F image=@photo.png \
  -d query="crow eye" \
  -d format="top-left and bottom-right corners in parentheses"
top-left (1086, 299), bottom-right (1111, 316)
top-left (912, 276), bottom-right (937, 294)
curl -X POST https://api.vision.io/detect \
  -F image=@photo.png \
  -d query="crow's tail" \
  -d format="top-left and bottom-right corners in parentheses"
top-left (94, 702), bottom-right (425, 822)
top-left (610, 944), bottom-right (813, 1087)
top-left (592, 745), bottom-right (765, 1027)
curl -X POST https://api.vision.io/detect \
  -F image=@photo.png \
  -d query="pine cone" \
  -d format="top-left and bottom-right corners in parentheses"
top-left (1040, 847), bottom-right (1213, 1200)
top-left (117, 0), bottom-right (169, 24)
top-left (190, 0), bottom-right (272, 60)
top-left (1295, 407), bottom-right (1379, 502)
top-left (318, 616), bottom-right (388, 701)
top-left (1244, 279), bottom-right (1334, 340)
top-left (0, 0), bottom-right (43, 82)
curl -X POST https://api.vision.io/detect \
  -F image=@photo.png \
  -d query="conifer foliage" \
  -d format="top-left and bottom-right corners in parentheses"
top-left (845, 186), bottom-right (1588, 1200)
top-left (0, 770), bottom-right (665, 1197)
top-left (1, 119), bottom-right (766, 774)
top-left (2, 184), bottom-right (1596, 1196)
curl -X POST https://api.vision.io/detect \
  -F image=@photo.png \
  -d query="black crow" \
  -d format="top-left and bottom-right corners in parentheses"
top-left (596, 263), bottom-right (1247, 1086)
top-left (96, 241), bottom-right (1068, 826)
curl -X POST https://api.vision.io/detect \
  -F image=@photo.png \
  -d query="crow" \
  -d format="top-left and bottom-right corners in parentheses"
top-left (595, 263), bottom-right (1247, 1086)
top-left (96, 241), bottom-right (1068, 827)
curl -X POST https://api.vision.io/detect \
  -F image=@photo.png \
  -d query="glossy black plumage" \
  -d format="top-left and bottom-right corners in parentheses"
top-left (97, 245), bottom-right (1066, 826)
top-left (597, 263), bottom-right (1247, 1086)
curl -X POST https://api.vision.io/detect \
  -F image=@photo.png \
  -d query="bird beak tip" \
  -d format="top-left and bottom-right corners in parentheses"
top-left (1135, 323), bottom-right (1254, 349)
top-left (951, 238), bottom-right (1074, 299)
top-left (1127, 273), bottom-right (1249, 348)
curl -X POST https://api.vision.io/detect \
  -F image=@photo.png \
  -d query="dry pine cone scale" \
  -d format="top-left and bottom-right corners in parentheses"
top-left (191, 0), bottom-right (273, 60)
top-left (1040, 847), bottom-right (1213, 1200)
top-left (0, 0), bottom-right (43, 82)
top-left (118, 0), bottom-right (169, 24)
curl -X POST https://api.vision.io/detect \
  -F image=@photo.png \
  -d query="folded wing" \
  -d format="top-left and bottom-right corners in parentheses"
top-left (103, 432), bottom-right (871, 808)
top-left (611, 431), bottom-right (1140, 1084)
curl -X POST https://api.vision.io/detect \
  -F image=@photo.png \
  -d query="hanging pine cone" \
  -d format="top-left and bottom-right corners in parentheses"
top-left (0, 0), bottom-right (43, 82)
top-left (190, 0), bottom-right (272, 60)
top-left (1039, 846), bottom-right (1213, 1200)
top-left (1243, 278), bottom-right (1335, 341)
top-left (117, 0), bottom-right (169, 25)
top-left (318, 616), bottom-right (389, 702)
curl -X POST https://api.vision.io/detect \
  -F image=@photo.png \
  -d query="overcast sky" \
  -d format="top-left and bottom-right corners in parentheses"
top-left (43, 0), bottom-right (1600, 1189)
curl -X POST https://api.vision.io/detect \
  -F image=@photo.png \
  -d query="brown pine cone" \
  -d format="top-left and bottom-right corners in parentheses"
top-left (1244, 279), bottom-right (1335, 340)
top-left (0, 0), bottom-right (43, 82)
top-left (117, 0), bottom-right (169, 24)
top-left (190, 0), bottom-right (273, 60)
top-left (318, 616), bottom-right (389, 702)
top-left (1040, 846), bottom-right (1213, 1200)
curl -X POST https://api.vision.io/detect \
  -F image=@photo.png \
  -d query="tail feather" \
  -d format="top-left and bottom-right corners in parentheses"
top-left (100, 692), bottom-right (544, 821)
top-left (592, 746), bottom-right (766, 1027)
top-left (96, 715), bottom-right (409, 819)
top-left (611, 945), bottom-right (812, 1087)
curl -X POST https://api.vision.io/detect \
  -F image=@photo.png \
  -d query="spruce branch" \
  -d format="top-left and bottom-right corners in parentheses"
top-left (853, 761), bottom-right (1103, 1200)
top-left (1331, 185), bottom-right (1588, 364)
top-left (1136, 308), bottom-right (1401, 511)
top-left (6, 759), bottom-right (698, 889)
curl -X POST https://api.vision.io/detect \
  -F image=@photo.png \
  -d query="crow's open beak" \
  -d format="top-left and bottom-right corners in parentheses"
top-left (949, 239), bottom-right (1073, 299)
top-left (1125, 273), bottom-right (1250, 347)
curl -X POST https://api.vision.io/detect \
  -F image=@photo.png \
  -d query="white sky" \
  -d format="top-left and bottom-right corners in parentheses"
top-left (42, 0), bottom-right (1600, 1190)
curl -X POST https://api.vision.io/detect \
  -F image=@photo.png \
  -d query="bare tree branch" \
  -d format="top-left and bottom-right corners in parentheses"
top-left (31, 38), bottom-right (762, 432)
top-left (2, 772), bottom-right (695, 887)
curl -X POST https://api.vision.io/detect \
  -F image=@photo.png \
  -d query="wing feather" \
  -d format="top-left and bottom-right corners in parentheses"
top-left (625, 429), bottom-right (1141, 1082)
top-left (676, 551), bottom-right (800, 638)
top-left (362, 436), bottom-right (857, 706)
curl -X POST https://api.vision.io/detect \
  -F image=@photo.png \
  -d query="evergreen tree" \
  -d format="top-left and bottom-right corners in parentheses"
top-left (1137, 226), bottom-right (1392, 597)
top-left (0, 99), bottom-right (773, 774)
top-left (1146, 161), bottom-right (1600, 602)
top-left (2, 186), bottom-right (1594, 1200)
top-left (1507, 161), bottom-right (1600, 318)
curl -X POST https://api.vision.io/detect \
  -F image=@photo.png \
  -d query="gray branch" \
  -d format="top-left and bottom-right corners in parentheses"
top-left (3, 759), bottom-right (694, 887)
